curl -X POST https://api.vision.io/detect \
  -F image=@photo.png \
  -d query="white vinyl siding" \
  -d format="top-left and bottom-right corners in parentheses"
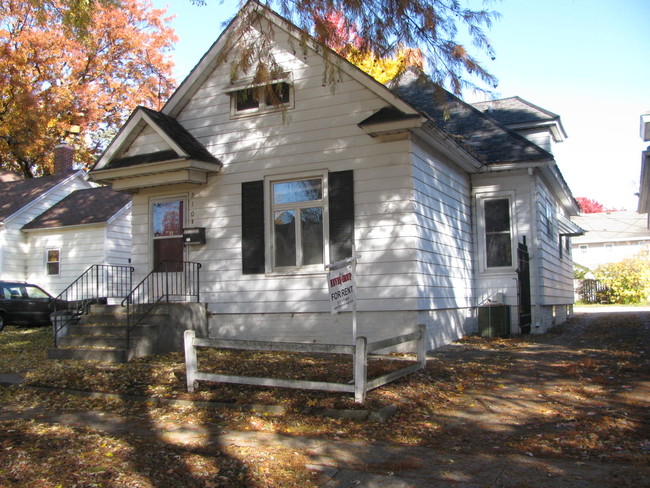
top-left (535, 181), bottom-right (574, 306)
top-left (105, 203), bottom-right (132, 266)
top-left (411, 141), bottom-right (473, 312)
top-left (25, 226), bottom-right (107, 296)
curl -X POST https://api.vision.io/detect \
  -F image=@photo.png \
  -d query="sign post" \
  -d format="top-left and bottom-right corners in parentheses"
top-left (326, 246), bottom-right (359, 342)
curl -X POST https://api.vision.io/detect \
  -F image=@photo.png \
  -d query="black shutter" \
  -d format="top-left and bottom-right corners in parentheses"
top-left (241, 180), bottom-right (265, 274)
top-left (329, 170), bottom-right (354, 263)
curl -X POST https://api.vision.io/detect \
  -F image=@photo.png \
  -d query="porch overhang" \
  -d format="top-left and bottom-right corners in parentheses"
top-left (558, 214), bottom-right (585, 237)
top-left (90, 158), bottom-right (222, 192)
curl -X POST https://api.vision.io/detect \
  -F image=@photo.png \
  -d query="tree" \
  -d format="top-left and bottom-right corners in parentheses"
top-left (217, 0), bottom-right (499, 94)
top-left (314, 10), bottom-right (423, 83)
top-left (0, 0), bottom-right (176, 177)
top-left (576, 197), bottom-right (607, 214)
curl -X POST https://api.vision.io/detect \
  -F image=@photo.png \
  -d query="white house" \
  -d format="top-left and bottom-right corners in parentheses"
top-left (0, 146), bottom-right (132, 297)
top-left (571, 211), bottom-right (650, 271)
top-left (89, 1), bottom-right (582, 348)
top-left (21, 186), bottom-right (132, 296)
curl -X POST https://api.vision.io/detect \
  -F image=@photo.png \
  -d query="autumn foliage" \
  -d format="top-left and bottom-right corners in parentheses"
top-left (0, 0), bottom-right (177, 177)
top-left (594, 251), bottom-right (650, 304)
top-left (316, 11), bottom-right (423, 83)
top-left (576, 197), bottom-right (607, 213)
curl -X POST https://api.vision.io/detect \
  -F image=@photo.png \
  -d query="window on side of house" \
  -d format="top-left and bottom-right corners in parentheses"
top-left (484, 198), bottom-right (513, 269)
top-left (271, 176), bottom-right (325, 270)
top-left (580, 244), bottom-right (588, 254)
top-left (46, 249), bottom-right (60, 275)
top-left (232, 82), bottom-right (292, 116)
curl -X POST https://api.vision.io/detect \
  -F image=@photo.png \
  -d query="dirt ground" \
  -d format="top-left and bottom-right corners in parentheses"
top-left (0, 307), bottom-right (648, 487)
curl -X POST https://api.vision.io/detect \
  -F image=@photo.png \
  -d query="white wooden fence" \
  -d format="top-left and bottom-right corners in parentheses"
top-left (184, 324), bottom-right (427, 403)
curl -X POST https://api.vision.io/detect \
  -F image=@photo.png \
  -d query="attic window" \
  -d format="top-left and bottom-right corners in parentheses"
top-left (231, 82), bottom-right (292, 116)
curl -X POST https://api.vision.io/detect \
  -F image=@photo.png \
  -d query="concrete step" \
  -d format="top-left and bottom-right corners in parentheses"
top-left (47, 347), bottom-right (129, 363)
top-left (79, 313), bottom-right (127, 326)
top-left (88, 304), bottom-right (126, 314)
top-left (58, 336), bottom-right (129, 349)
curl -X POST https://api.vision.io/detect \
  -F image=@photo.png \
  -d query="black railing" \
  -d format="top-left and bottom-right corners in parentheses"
top-left (122, 261), bottom-right (201, 349)
top-left (51, 264), bottom-right (134, 347)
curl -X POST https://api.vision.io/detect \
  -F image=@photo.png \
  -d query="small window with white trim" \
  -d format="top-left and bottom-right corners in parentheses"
top-left (232, 82), bottom-right (292, 116)
top-left (46, 249), bottom-right (60, 275)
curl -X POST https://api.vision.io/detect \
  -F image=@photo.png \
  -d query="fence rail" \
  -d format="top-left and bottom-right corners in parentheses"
top-left (184, 324), bottom-right (427, 403)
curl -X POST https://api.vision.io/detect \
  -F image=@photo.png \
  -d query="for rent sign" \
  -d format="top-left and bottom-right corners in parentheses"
top-left (328, 263), bottom-right (356, 314)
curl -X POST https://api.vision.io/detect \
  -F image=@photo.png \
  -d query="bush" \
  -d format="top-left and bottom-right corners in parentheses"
top-left (594, 251), bottom-right (650, 304)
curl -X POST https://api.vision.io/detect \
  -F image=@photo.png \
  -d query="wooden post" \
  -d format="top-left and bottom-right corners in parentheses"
top-left (416, 324), bottom-right (427, 370)
top-left (184, 330), bottom-right (198, 393)
top-left (354, 335), bottom-right (368, 403)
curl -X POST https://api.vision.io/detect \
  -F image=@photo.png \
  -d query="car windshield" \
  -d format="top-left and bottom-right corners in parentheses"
top-left (24, 286), bottom-right (50, 300)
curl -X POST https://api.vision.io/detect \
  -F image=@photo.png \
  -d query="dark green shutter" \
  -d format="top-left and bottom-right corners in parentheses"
top-left (328, 170), bottom-right (354, 263)
top-left (241, 180), bottom-right (265, 274)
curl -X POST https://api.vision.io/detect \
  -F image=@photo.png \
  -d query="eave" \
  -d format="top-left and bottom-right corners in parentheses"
top-left (90, 159), bottom-right (222, 192)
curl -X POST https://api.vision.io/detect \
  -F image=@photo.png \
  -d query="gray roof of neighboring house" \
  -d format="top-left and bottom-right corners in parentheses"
top-left (22, 186), bottom-right (131, 230)
top-left (388, 70), bottom-right (553, 164)
top-left (103, 106), bottom-right (221, 170)
top-left (572, 212), bottom-right (650, 244)
top-left (0, 171), bottom-right (78, 223)
top-left (471, 96), bottom-right (560, 127)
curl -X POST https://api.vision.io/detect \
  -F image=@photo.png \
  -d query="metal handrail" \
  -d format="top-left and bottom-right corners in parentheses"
top-left (121, 261), bottom-right (201, 349)
top-left (51, 264), bottom-right (134, 347)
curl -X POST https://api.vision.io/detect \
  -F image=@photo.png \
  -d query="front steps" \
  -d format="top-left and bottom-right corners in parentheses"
top-left (48, 304), bottom-right (161, 363)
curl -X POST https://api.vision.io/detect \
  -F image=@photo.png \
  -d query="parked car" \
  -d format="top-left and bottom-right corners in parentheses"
top-left (0, 281), bottom-right (57, 330)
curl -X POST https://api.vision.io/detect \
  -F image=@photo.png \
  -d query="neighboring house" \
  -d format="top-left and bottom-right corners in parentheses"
top-left (89, 1), bottom-right (582, 348)
top-left (0, 145), bottom-right (132, 297)
top-left (21, 186), bottom-right (132, 296)
top-left (639, 112), bottom-right (650, 227)
top-left (571, 211), bottom-right (650, 271)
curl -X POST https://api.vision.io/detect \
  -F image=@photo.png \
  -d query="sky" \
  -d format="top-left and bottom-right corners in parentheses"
top-left (153, 0), bottom-right (650, 211)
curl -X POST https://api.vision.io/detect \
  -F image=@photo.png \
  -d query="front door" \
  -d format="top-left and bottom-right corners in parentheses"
top-left (152, 197), bottom-right (187, 270)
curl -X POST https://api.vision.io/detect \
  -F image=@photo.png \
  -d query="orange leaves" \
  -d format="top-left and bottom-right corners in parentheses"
top-left (0, 0), bottom-right (176, 176)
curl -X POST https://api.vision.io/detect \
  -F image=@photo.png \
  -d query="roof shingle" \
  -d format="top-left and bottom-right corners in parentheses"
top-left (0, 171), bottom-right (78, 223)
top-left (389, 71), bottom-right (553, 164)
top-left (22, 186), bottom-right (131, 230)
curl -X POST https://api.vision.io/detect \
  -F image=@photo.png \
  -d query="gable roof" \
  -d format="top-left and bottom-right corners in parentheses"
top-left (572, 211), bottom-right (650, 244)
top-left (0, 171), bottom-right (81, 223)
top-left (22, 186), bottom-right (131, 230)
top-left (94, 106), bottom-right (221, 171)
top-left (389, 71), bottom-right (554, 164)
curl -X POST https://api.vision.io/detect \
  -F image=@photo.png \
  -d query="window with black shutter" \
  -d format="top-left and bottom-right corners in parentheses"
top-left (241, 170), bottom-right (354, 274)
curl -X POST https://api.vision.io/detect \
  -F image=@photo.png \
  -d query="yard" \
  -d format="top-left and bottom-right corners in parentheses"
top-left (0, 309), bottom-right (648, 487)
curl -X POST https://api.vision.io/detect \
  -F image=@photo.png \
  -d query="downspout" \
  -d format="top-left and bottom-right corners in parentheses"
top-left (529, 167), bottom-right (542, 331)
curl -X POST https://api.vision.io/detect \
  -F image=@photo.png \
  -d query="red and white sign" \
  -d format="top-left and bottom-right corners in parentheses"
top-left (328, 263), bottom-right (356, 314)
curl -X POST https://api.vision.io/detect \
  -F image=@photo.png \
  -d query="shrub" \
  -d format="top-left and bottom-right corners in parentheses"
top-left (594, 251), bottom-right (650, 304)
